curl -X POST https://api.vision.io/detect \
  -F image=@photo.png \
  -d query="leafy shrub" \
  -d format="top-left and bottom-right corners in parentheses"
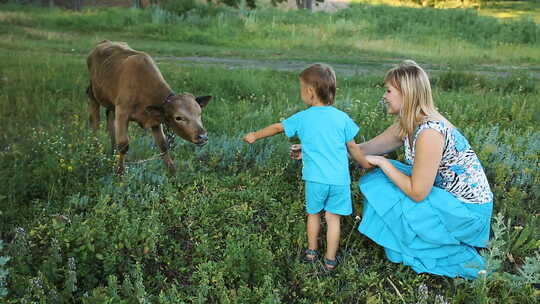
top-left (433, 70), bottom-right (537, 94)
top-left (211, 0), bottom-right (257, 9)
top-left (0, 241), bottom-right (9, 299)
top-left (159, 0), bottom-right (199, 16)
top-left (434, 70), bottom-right (489, 91)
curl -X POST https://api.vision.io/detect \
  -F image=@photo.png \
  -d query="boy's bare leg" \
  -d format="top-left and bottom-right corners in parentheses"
top-left (325, 211), bottom-right (341, 262)
top-left (307, 213), bottom-right (321, 258)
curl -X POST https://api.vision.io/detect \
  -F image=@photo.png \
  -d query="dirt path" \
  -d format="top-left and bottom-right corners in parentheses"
top-left (159, 56), bottom-right (540, 79)
top-left (164, 56), bottom-right (378, 77)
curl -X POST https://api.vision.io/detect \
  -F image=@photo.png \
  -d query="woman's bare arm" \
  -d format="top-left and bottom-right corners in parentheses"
top-left (367, 129), bottom-right (444, 202)
top-left (358, 123), bottom-right (403, 155)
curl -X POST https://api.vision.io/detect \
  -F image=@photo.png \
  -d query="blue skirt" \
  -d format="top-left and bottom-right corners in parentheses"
top-left (358, 160), bottom-right (493, 279)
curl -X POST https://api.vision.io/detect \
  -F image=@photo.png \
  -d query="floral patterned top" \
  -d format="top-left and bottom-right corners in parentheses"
top-left (404, 120), bottom-right (493, 204)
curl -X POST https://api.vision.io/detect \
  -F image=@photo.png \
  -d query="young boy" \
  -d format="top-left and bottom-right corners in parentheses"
top-left (243, 63), bottom-right (370, 271)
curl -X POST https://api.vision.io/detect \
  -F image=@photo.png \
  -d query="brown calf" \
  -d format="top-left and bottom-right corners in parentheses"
top-left (86, 40), bottom-right (212, 174)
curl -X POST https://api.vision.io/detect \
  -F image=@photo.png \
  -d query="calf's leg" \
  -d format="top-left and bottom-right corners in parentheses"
top-left (114, 110), bottom-right (130, 175)
top-left (151, 124), bottom-right (176, 174)
top-left (88, 96), bottom-right (100, 132)
top-left (106, 109), bottom-right (116, 155)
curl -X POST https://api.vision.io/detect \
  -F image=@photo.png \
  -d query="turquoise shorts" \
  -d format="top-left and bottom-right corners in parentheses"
top-left (305, 181), bottom-right (352, 215)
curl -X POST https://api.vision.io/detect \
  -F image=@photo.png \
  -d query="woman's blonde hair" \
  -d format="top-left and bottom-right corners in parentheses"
top-left (384, 60), bottom-right (439, 139)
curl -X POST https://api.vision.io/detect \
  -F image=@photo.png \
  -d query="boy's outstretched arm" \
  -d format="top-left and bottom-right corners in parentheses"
top-left (243, 123), bottom-right (284, 144)
top-left (346, 140), bottom-right (372, 169)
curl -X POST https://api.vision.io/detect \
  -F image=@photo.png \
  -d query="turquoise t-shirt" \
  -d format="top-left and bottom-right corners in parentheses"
top-left (282, 106), bottom-right (359, 186)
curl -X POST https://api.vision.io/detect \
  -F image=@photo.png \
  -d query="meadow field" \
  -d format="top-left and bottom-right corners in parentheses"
top-left (0, 2), bottom-right (539, 303)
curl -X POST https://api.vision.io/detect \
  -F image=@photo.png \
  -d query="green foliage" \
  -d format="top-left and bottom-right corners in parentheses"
top-left (0, 3), bottom-right (539, 303)
top-left (0, 241), bottom-right (9, 299)
top-left (1, 1), bottom-right (539, 64)
top-left (220, 0), bottom-right (257, 9)
top-left (158, 0), bottom-right (201, 16)
top-left (341, 4), bottom-right (539, 45)
top-left (434, 70), bottom-right (537, 94)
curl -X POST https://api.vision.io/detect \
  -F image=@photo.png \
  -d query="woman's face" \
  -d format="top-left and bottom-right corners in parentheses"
top-left (383, 83), bottom-right (403, 115)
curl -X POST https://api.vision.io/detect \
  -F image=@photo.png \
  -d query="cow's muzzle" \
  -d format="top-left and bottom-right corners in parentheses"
top-left (195, 133), bottom-right (208, 147)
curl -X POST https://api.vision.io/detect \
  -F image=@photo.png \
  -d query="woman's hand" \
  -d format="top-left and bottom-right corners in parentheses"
top-left (366, 155), bottom-right (388, 167)
top-left (367, 129), bottom-right (444, 203)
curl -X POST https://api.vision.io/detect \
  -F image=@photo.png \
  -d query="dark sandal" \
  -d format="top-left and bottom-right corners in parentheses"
top-left (302, 249), bottom-right (318, 263)
top-left (324, 256), bottom-right (340, 271)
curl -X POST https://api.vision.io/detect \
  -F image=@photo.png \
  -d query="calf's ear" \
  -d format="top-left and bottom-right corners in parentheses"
top-left (196, 95), bottom-right (212, 108)
top-left (146, 105), bottom-right (165, 121)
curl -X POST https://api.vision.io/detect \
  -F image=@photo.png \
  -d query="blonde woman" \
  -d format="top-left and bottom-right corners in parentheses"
top-left (357, 60), bottom-right (493, 279)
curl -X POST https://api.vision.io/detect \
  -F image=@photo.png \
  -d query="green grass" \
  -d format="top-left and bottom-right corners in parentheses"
top-left (352, 0), bottom-right (540, 23)
top-left (1, 3), bottom-right (540, 303)
top-left (478, 0), bottom-right (540, 23)
top-left (0, 2), bottom-right (539, 66)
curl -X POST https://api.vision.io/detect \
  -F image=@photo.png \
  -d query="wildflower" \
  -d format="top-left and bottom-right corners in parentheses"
top-left (51, 238), bottom-right (59, 248)
top-left (31, 277), bottom-right (43, 290)
top-left (434, 294), bottom-right (448, 304)
top-left (68, 257), bottom-right (76, 271)
top-left (478, 270), bottom-right (487, 276)
top-left (418, 283), bottom-right (429, 303)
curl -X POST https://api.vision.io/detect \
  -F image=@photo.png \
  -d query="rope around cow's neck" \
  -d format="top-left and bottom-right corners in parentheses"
top-left (125, 123), bottom-right (176, 165)
top-left (125, 152), bottom-right (166, 165)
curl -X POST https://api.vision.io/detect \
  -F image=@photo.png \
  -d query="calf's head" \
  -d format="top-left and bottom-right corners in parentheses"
top-left (146, 93), bottom-right (212, 146)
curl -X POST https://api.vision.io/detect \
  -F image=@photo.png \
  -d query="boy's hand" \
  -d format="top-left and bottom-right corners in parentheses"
top-left (243, 132), bottom-right (257, 144)
top-left (290, 144), bottom-right (302, 160)
top-left (346, 139), bottom-right (373, 169)
top-left (243, 123), bottom-right (284, 144)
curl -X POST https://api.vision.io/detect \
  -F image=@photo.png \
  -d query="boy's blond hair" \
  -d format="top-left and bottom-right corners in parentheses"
top-left (384, 60), bottom-right (440, 139)
top-left (299, 63), bottom-right (337, 105)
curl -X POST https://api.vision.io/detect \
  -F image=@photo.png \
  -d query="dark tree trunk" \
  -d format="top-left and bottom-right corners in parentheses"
top-left (72, 0), bottom-right (81, 11)
top-left (133, 0), bottom-right (142, 8)
top-left (296, 0), bottom-right (313, 10)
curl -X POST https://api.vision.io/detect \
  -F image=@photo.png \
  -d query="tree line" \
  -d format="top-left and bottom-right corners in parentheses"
top-left (0, 0), bottom-right (530, 12)
top-left (1, 0), bottom-right (322, 11)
